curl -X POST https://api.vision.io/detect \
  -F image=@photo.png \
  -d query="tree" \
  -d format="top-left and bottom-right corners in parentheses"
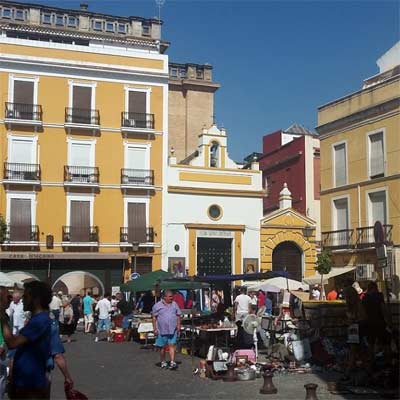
top-left (0, 214), bottom-right (6, 244)
top-left (316, 249), bottom-right (333, 300)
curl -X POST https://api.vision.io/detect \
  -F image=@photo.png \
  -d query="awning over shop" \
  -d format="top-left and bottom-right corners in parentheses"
top-left (302, 267), bottom-right (356, 285)
top-left (0, 252), bottom-right (129, 260)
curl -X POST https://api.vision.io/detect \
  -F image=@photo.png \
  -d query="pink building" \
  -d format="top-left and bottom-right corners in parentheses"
top-left (258, 124), bottom-right (321, 240)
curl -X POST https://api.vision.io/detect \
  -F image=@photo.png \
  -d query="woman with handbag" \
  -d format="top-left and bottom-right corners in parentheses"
top-left (59, 298), bottom-right (74, 344)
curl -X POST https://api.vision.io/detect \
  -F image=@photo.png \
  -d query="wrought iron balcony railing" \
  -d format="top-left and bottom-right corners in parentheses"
top-left (5, 225), bottom-right (39, 242)
top-left (120, 227), bottom-right (154, 243)
top-left (65, 107), bottom-right (100, 125)
top-left (5, 102), bottom-right (42, 122)
top-left (64, 166), bottom-right (99, 184)
top-left (321, 229), bottom-right (354, 249)
top-left (356, 225), bottom-right (393, 248)
top-left (3, 162), bottom-right (41, 181)
top-left (121, 169), bottom-right (154, 186)
top-left (121, 112), bottom-right (155, 130)
top-left (62, 226), bottom-right (99, 243)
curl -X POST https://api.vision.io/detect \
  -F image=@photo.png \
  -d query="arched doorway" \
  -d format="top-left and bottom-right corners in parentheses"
top-left (272, 241), bottom-right (303, 281)
top-left (52, 271), bottom-right (104, 297)
top-left (6, 271), bottom-right (39, 284)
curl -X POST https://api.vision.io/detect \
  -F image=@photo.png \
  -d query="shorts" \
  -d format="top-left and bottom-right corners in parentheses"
top-left (97, 318), bottom-right (111, 332)
top-left (155, 333), bottom-right (177, 348)
top-left (84, 314), bottom-right (94, 324)
top-left (122, 314), bottom-right (132, 330)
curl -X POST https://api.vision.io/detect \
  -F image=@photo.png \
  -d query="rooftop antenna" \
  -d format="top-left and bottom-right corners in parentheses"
top-left (155, 0), bottom-right (165, 23)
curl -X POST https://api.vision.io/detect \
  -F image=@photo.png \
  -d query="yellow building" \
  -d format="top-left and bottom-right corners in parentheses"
top-left (0, 1), bottom-right (169, 294)
top-left (317, 42), bottom-right (400, 286)
top-left (260, 184), bottom-right (317, 280)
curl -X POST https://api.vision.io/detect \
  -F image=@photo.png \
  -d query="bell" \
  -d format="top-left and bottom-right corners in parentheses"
top-left (223, 363), bottom-right (237, 382)
top-left (259, 371), bottom-right (277, 394)
top-left (304, 383), bottom-right (318, 400)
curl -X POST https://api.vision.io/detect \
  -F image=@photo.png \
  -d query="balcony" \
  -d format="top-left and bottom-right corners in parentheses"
top-left (120, 227), bottom-right (154, 244)
top-left (356, 225), bottom-right (393, 248)
top-left (5, 103), bottom-right (43, 126)
top-left (121, 112), bottom-right (155, 133)
top-left (64, 107), bottom-right (100, 130)
top-left (321, 229), bottom-right (354, 250)
top-left (62, 226), bottom-right (99, 244)
top-left (4, 225), bottom-right (39, 243)
top-left (3, 163), bottom-right (41, 184)
top-left (121, 169), bottom-right (154, 187)
top-left (64, 166), bottom-right (99, 187)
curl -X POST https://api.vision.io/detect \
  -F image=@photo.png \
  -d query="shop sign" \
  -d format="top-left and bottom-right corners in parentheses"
top-left (197, 230), bottom-right (234, 238)
top-left (130, 272), bottom-right (140, 280)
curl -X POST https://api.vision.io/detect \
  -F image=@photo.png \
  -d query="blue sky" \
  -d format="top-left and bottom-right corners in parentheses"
top-left (26, 0), bottom-right (399, 160)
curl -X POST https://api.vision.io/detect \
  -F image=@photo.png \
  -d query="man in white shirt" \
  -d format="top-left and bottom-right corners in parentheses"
top-left (95, 293), bottom-right (112, 342)
top-left (234, 288), bottom-right (252, 322)
top-left (49, 292), bottom-right (63, 322)
top-left (7, 292), bottom-right (26, 334)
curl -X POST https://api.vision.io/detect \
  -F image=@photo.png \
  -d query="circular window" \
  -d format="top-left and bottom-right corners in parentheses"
top-left (208, 204), bottom-right (222, 221)
top-left (174, 244), bottom-right (180, 252)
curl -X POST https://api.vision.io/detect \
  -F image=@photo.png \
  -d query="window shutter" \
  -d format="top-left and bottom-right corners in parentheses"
top-left (70, 200), bottom-right (90, 241)
top-left (126, 147), bottom-right (146, 170)
top-left (73, 86), bottom-right (92, 109)
top-left (70, 143), bottom-right (91, 166)
top-left (13, 81), bottom-right (34, 104)
top-left (334, 143), bottom-right (346, 186)
top-left (127, 203), bottom-right (146, 243)
top-left (128, 91), bottom-right (146, 114)
top-left (10, 140), bottom-right (34, 163)
top-left (369, 133), bottom-right (384, 177)
top-left (369, 191), bottom-right (386, 225)
top-left (334, 198), bottom-right (348, 230)
top-left (10, 198), bottom-right (31, 240)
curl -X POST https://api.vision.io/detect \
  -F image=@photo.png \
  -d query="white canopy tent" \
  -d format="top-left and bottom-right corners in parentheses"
top-left (247, 277), bottom-right (308, 291)
top-left (302, 267), bottom-right (356, 286)
top-left (0, 272), bottom-right (23, 288)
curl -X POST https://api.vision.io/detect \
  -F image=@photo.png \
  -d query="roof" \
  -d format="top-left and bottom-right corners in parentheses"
top-left (283, 123), bottom-right (318, 137)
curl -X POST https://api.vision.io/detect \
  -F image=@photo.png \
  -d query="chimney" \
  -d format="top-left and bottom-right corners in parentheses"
top-left (80, 3), bottom-right (88, 11)
top-left (279, 183), bottom-right (292, 209)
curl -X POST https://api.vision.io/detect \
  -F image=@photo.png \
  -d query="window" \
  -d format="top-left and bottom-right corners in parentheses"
top-left (2, 8), bottom-right (12, 18)
top-left (333, 198), bottom-right (349, 231)
top-left (92, 20), bottom-right (103, 31)
top-left (55, 15), bottom-right (64, 26)
top-left (42, 13), bottom-right (52, 24)
top-left (170, 68), bottom-right (178, 78)
top-left (106, 22), bottom-right (114, 32)
top-left (142, 24), bottom-right (151, 36)
top-left (9, 137), bottom-right (36, 164)
top-left (196, 69), bottom-right (204, 79)
top-left (179, 68), bottom-right (187, 78)
top-left (126, 202), bottom-right (147, 242)
top-left (208, 205), bottom-right (222, 221)
top-left (13, 80), bottom-right (34, 105)
top-left (210, 141), bottom-right (219, 167)
top-left (69, 142), bottom-right (93, 167)
top-left (67, 198), bottom-right (93, 242)
top-left (6, 193), bottom-right (36, 242)
top-left (368, 190), bottom-right (387, 225)
top-left (369, 131), bottom-right (385, 178)
top-left (118, 23), bottom-right (127, 33)
top-left (67, 16), bottom-right (77, 27)
top-left (15, 9), bottom-right (25, 20)
top-left (333, 142), bottom-right (347, 187)
top-left (125, 146), bottom-right (147, 170)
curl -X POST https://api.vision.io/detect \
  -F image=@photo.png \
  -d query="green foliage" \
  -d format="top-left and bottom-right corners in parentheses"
top-left (316, 249), bottom-right (333, 275)
top-left (0, 214), bottom-right (6, 244)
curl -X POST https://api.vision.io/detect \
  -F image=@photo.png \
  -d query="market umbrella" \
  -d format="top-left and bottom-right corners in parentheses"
top-left (249, 277), bottom-right (308, 291)
top-left (0, 272), bottom-right (23, 288)
top-left (120, 270), bottom-right (173, 292)
top-left (246, 282), bottom-right (280, 293)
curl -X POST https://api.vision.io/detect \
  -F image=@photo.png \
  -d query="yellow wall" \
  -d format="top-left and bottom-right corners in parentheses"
top-left (0, 63), bottom-right (165, 270)
top-left (260, 211), bottom-right (316, 278)
top-left (318, 76), bottom-right (400, 125)
top-left (0, 43), bottom-right (165, 70)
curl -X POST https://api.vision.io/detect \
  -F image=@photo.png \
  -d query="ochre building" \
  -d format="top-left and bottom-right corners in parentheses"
top-left (317, 42), bottom-right (400, 289)
top-left (0, 1), bottom-right (169, 294)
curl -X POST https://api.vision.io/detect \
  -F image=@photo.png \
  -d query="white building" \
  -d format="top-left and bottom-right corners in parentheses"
top-left (163, 124), bottom-right (264, 280)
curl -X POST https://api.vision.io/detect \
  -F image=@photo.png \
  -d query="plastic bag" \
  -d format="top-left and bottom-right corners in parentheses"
top-left (64, 382), bottom-right (88, 400)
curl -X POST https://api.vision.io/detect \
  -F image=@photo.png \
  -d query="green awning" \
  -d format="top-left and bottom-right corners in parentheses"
top-left (120, 270), bottom-right (173, 292)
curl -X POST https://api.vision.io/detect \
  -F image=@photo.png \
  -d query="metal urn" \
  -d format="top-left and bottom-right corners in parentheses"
top-left (304, 383), bottom-right (319, 400)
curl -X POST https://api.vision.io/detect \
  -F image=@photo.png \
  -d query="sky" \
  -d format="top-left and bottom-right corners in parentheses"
top-left (23, 0), bottom-right (399, 161)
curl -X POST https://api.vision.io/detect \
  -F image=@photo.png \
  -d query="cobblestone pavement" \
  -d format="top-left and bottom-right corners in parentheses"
top-left (49, 332), bottom-right (382, 400)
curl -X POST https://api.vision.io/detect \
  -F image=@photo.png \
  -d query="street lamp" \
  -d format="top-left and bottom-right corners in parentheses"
top-left (132, 241), bottom-right (140, 274)
top-left (302, 225), bottom-right (314, 241)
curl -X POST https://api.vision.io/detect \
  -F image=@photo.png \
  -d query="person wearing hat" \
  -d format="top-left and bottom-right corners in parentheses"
top-left (352, 281), bottom-right (365, 300)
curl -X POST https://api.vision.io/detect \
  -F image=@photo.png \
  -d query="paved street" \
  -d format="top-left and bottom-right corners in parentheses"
top-left (48, 331), bottom-right (379, 400)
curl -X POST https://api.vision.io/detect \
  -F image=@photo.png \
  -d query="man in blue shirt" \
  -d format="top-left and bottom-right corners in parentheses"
top-left (83, 292), bottom-right (94, 333)
top-left (0, 281), bottom-right (52, 399)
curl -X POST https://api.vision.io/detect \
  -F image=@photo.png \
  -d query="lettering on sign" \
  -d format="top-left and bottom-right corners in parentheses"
top-left (197, 230), bottom-right (234, 238)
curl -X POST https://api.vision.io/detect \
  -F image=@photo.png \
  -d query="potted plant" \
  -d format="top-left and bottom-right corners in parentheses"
top-left (315, 249), bottom-right (333, 300)
top-left (0, 214), bottom-right (7, 244)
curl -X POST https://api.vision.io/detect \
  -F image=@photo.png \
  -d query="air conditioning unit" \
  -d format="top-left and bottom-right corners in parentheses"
top-left (356, 264), bottom-right (375, 280)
